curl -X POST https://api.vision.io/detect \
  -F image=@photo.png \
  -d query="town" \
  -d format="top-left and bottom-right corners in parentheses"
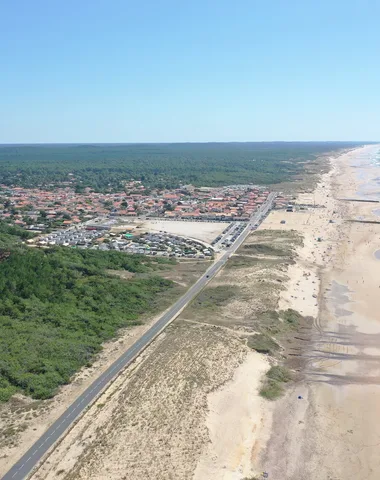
top-left (0, 181), bottom-right (295, 256)
top-left (0, 181), bottom-right (277, 229)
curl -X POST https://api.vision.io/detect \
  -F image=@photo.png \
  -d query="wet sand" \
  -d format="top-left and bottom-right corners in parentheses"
top-left (260, 144), bottom-right (380, 479)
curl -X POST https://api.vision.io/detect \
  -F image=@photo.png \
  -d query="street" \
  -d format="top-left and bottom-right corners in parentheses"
top-left (2, 192), bottom-right (276, 480)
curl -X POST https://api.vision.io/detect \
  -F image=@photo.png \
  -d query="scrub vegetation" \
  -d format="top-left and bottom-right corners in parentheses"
top-left (260, 365), bottom-right (292, 400)
top-left (0, 234), bottom-right (175, 401)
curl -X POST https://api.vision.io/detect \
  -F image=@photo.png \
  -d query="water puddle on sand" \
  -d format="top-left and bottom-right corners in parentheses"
top-left (373, 208), bottom-right (380, 217)
top-left (327, 280), bottom-right (353, 317)
top-left (374, 250), bottom-right (380, 260)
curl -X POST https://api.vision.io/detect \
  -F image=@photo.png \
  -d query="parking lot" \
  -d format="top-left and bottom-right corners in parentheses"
top-left (35, 219), bottom-right (254, 258)
top-left (37, 227), bottom-right (214, 259)
top-left (211, 222), bottom-right (247, 250)
top-left (38, 228), bottom-right (105, 247)
top-left (122, 232), bottom-right (213, 258)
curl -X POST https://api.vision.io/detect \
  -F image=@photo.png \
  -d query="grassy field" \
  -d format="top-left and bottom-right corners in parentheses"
top-left (181, 229), bottom-right (303, 329)
top-left (179, 228), bottom-right (308, 402)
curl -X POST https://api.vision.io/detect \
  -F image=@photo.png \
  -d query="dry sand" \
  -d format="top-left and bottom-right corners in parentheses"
top-left (258, 144), bottom-right (380, 479)
top-left (5, 146), bottom-right (379, 480)
top-left (194, 352), bottom-right (271, 480)
top-left (0, 319), bottom-right (162, 475)
top-left (0, 261), bottom-right (207, 476)
top-left (26, 227), bottom-right (300, 480)
top-left (141, 220), bottom-right (229, 244)
top-left (30, 323), bottom-right (249, 480)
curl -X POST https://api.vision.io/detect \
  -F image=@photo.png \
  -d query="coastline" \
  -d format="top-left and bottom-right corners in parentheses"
top-left (3, 144), bottom-right (379, 480)
top-left (257, 144), bottom-right (380, 479)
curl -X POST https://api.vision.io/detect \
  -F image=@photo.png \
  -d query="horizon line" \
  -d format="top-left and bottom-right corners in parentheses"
top-left (0, 140), bottom-right (379, 147)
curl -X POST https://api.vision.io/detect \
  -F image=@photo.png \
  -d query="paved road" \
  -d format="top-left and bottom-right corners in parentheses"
top-left (2, 192), bottom-right (276, 480)
top-left (213, 221), bottom-right (245, 251)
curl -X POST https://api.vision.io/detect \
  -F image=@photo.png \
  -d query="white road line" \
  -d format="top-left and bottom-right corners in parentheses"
top-left (3, 196), bottom-right (277, 480)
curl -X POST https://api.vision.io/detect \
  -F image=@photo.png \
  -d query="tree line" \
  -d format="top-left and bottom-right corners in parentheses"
top-left (0, 142), bottom-right (362, 192)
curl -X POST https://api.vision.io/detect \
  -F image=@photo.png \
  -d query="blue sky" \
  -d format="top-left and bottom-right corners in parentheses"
top-left (1, 0), bottom-right (379, 143)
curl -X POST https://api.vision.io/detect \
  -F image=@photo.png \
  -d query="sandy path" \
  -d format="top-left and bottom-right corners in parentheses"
top-left (194, 352), bottom-right (271, 480)
top-left (260, 144), bottom-right (380, 479)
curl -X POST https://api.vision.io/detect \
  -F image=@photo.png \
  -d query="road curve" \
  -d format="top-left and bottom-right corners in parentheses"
top-left (2, 193), bottom-right (276, 480)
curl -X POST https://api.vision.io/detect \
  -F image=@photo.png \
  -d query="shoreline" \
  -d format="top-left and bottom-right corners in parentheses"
top-left (257, 143), bottom-right (380, 479)
top-left (2, 145), bottom-right (378, 480)
top-left (187, 146), bottom-right (361, 479)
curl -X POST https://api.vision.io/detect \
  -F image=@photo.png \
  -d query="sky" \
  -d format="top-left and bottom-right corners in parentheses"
top-left (1, 0), bottom-right (380, 143)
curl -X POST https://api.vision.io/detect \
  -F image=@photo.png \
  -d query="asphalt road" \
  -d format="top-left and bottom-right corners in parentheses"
top-left (2, 192), bottom-right (276, 480)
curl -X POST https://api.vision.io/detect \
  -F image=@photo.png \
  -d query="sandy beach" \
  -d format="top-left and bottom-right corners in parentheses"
top-left (4, 145), bottom-right (380, 480)
top-left (258, 144), bottom-right (380, 479)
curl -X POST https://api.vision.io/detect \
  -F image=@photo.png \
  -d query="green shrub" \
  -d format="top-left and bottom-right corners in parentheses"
top-left (280, 308), bottom-right (303, 326)
top-left (260, 365), bottom-right (292, 400)
top-left (0, 385), bottom-right (18, 402)
top-left (260, 379), bottom-right (284, 400)
top-left (190, 285), bottom-right (237, 310)
top-left (266, 365), bottom-right (292, 383)
top-left (247, 334), bottom-right (279, 355)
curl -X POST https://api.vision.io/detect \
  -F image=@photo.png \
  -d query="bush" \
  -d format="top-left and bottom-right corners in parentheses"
top-left (260, 365), bottom-right (292, 400)
top-left (191, 285), bottom-right (237, 310)
top-left (260, 379), bottom-right (284, 400)
top-left (266, 365), bottom-right (292, 383)
top-left (0, 383), bottom-right (18, 402)
top-left (247, 334), bottom-right (279, 355)
top-left (280, 308), bottom-right (303, 326)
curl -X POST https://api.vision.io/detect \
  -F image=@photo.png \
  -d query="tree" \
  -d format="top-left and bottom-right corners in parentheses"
top-left (103, 200), bottom-right (113, 210)
top-left (0, 244), bottom-right (174, 401)
top-left (75, 185), bottom-right (85, 194)
top-left (164, 204), bottom-right (175, 212)
top-left (22, 216), bottom-right (34, 225)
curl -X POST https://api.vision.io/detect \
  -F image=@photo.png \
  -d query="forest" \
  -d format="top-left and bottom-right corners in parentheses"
top-left (0, 142), bottom-right (362, 191)
top-left (0, 220), bottom-right (35, 247)
top-left (0, 239), bottom-right (174, 402)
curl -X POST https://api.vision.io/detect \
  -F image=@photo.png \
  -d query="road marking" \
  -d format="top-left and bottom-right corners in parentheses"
top-left (3, 195), bottom-right (276, 480)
